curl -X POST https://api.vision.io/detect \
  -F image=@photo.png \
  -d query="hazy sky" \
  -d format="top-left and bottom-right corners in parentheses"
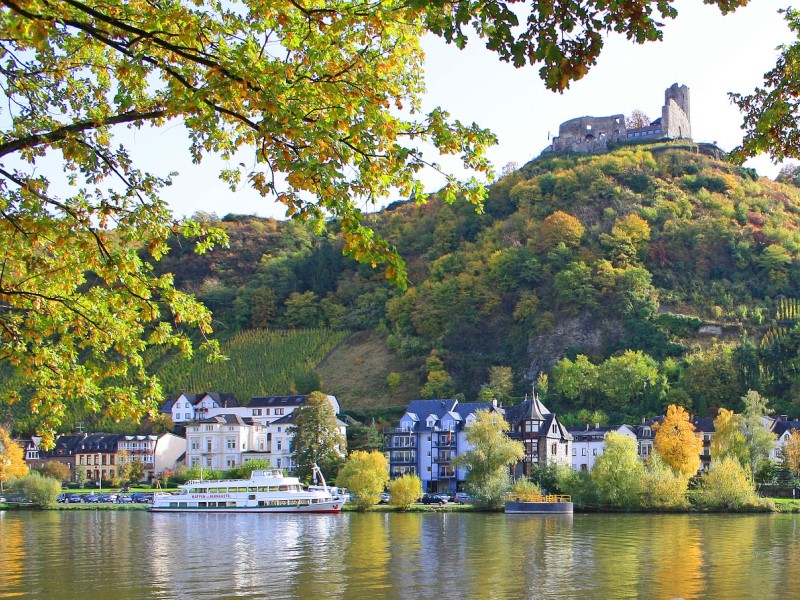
top-left (137, 0), bottom-right (795, 220)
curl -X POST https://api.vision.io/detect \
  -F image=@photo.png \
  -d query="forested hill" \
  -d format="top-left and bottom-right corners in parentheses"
top-left (142, 141), bottom-right (800, 424)
top-left (12, 140), bottom-right (800, 434)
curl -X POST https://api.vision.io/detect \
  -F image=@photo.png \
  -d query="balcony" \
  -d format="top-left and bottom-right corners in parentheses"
top-left (433, 455), bottom-right (452, 464)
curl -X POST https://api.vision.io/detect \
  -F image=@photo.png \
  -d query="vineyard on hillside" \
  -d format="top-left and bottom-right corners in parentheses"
top-left (156, 329), bottom-right (348, 402)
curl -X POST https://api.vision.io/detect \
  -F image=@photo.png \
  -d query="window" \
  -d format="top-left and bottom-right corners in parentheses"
top-left (206, 439), bottom-right (212, 452)
top-left (185, 413), bottom-right (191, 420)
top-left (592, 449), bottom-right (598, 456)
top-left (551, 443), bottom-right (557, 455)
top-left (572, 448), bottom-right (576, 456)
top-left (581, 448), bottom-right (587, 456)
top-left (191, 440), bottom-right (199, 451)
top-left (204, 425), bottom-right (213, 432)
top-left (277, 427), bottom-right (281, 433)
top-left (191, 457), bottom-right (200, 466)
top-left (277, 440), bottom-right (282, 451)
top-left (264, 409), bottom-right (270, 416)
top-left (226, 438), bottom-right (236, 450)
top-left (253, 409), bottom-right (262, 416)
top-left (552, 424), bottom-right (557, 434)
top-left (275, 408), bottom-right (284, 416)
top-left (276, 458), bottom-right (282, 468)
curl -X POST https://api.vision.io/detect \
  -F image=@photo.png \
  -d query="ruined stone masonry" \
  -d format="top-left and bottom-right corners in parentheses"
top-left (545, 83), bottom-right (691, 155)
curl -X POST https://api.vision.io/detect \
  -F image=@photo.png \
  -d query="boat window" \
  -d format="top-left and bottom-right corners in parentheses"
top-left (196, 488), bottom-right (207, 494)
top-left (258, 487), bottom-right (268, 492)
top-left (238, 487), bottom-right (247, 492)
top-left (279, 485), bottom-right (289, 491)
top-left (269, 486), bottom-right (278, 492)
top-left (248, 487), bottom-right (257, 493)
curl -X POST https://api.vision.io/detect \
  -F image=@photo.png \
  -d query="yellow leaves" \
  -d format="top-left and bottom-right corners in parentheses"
top-left (654, 404), bottom-right (703, 478)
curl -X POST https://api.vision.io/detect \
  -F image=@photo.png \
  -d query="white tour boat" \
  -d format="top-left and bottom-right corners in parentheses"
top-left (150, 466), bottom-right (344, 513)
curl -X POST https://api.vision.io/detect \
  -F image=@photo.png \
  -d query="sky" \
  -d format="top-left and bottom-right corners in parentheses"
top-left (135, 0), bottom-right (796, 220)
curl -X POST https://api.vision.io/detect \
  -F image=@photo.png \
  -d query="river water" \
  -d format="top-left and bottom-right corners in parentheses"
top-left (1, 510), bottom-right (797, 599)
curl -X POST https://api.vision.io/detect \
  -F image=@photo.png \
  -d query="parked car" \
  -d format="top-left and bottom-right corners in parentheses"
top-left (379, 493), bottom-right (391, 504)
top-left (116, 495), bottom-right (133, 504)
top-left (130, 492), bottom-right (153, 503)
top-left (453, 492), bottom-right (473, 504)
top-left (0, 495), bottom-right (6, 503)
top-left (420, 494), bottom-right (447, 505)
top-left (83, 494), bottom-right (101, 503)
top-left (67, 494), bottom-right (84, 503)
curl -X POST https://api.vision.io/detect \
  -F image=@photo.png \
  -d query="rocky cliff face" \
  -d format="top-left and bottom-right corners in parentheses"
top-left (525, 315), bottom-right (623, 378)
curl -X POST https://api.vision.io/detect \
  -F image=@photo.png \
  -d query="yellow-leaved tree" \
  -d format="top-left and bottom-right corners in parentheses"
top-left (710, 408), bottom-right (747, 465)
top-left (336, 451), bottom-right (389, 511)
top-left (0, 426), bottom-right (28, 490)
top-left (388, 474), bottom-right (424, 510)
top-left (781, 429), bottom-right (800, 477)
top-left (653, 405), bottom-right (702, 478)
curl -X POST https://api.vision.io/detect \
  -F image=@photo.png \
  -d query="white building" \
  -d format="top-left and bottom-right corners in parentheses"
top-left (567, 424), bottom-right (638, 471)
top-left (161, 392), bottom-right (240, 424)
top-left (183, 394), bottom-right (346, 472)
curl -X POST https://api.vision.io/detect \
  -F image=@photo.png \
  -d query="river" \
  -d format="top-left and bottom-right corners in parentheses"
top-left (1, 510), bottom-right (797, 599)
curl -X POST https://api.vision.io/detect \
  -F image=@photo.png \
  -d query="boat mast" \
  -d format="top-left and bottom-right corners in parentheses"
top-left (313, 463), bottom-right (329, 492)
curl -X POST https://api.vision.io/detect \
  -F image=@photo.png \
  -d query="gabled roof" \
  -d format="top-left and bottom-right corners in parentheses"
top-left (75, 434), bottom-right (127, 452)
top-left (401, 400), bottom-right (458, 432)
top-left (691, 417), bottom-right (716, 434)
top-left (161, 392), bottom-right (236, 414)
top-left (202, 392), bottom-right (239, 408)
top-left (772, 419), bottom-right (800, 437)
top-left (195, 413), bottom-right (248, 426)
top-left (248, 395), bottom-right (309, 408)
top-left (454, 402), bottom-right (497, 420)
top-left (504, 394), bottom-right (551, 428)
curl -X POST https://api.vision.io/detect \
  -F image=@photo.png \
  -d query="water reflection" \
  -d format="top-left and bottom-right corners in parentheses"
top-left (2, 511), bottom-right (800, 599)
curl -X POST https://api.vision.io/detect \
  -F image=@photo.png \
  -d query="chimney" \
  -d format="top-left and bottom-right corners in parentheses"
top-left (595, 423), bottom-right (600, 429)
top-left (641, 417), bottom-right (646, 425)
top-left (781, 415), bottom-right (788, 422)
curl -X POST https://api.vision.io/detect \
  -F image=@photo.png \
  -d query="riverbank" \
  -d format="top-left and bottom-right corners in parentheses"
top-left (3, 498), bottom-right (799, 513)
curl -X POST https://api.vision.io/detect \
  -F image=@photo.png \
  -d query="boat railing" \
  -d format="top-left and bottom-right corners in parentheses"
top-left (507, 494), bottom-right (572, 503)
top-left (184, 470), bottom-right (284, 485)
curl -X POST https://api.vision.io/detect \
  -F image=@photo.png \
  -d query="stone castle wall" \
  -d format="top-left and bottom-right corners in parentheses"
top-left (546, 83), bottom-right (691, 155)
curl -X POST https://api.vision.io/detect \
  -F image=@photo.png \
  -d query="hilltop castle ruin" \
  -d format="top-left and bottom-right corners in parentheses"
top-left (544, 83), bottom-right (691, 155)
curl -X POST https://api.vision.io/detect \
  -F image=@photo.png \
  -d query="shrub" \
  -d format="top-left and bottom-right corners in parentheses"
top-left (7, 472), bottom-right (62, 507)
top-left (694, 457), bottom-right (757, 510)
top-left (388, 474), bottom-right (423, 510)
top-left (509, 477), bottom-right (542, 501)
top-left (642, 454), bottom-right (689, 509)
top-left (336, 451), bottom-right (389, 510)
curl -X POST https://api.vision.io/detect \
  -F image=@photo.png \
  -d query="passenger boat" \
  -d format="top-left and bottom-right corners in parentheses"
top-left (150, 466), bottom-right (344, 513)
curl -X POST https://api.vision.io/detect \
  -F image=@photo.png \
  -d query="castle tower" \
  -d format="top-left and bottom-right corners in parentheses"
top-left (662, 83), bottom-right (691, 140)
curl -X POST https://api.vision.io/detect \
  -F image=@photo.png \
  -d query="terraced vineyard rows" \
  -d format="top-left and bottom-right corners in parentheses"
top-left (157, 329), bottom-right (347, 401)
